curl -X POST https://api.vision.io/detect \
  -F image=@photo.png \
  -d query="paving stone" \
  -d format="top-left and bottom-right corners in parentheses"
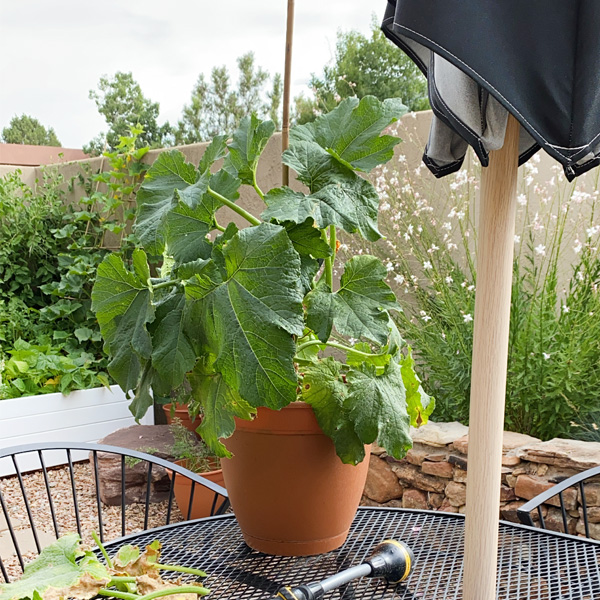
top-left (448, 454), bottom-right (468, 470)
top-left (402, 489), bottom-right (428, 510)
top-left (364, 456), bottom-right (403, 503)
top-left (445, 481), bottom-right (467, 507)
top-left (576, 519), bottom-right (600, 540)
top-left (580, 482), bottom-right (600, 507)
top-left (500, 485), bottom-right (516, 502)
top-left (514, 474), bottom-right (577, 510)
top-left (391, 462), bottom-right (446, 493)
top-left (516, 439), bottom-right (600, 471)
top-left (0, 528), bottom-right (55, 558)
top-left (421, 460), bottom-right (454, 479)
top-left (411, 422), bottom-right (468, 447)
top-left (453, 468), bottom-right (467, 483)
top-left (453, 431), bottom-right (540, 456)
top-left (405, 444), bottom-right (430, 466)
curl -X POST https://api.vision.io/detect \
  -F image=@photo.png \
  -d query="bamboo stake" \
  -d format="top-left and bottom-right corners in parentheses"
top-left (281, 0), bottom-right (295, 186)
top-left (463, 114), bottom-right (520, 600)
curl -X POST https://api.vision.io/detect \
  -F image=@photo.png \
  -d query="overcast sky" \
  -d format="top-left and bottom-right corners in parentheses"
top-left (0, 1), bottom-right (380, 149)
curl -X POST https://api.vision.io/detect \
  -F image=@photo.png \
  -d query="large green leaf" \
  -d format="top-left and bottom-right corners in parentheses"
top-left (291, 96), bottom-right (406, 172)
top-left (301, 358), bottom-right (364, 464)
top-left (224, 115), bottom-right (275, 185)
top-left (134, 151), bottom-right (204, 255)
top-left (199, 135), bottom-right (228, 174)
top-left (0, 534), bottom-right (109, 600)
top-left (305, 281), bottom-right (335, 342)
top-left (346, 360), bottom-right (412, 460)
top-left (189, 361), bottom-right (255, 457)
top-left (283, 219), bottom-right (332, 258)
top-left (400, 348), bottom-right (435, 427)
top-left (164, 194), bottom-right (213, 264)
top-left (281, 141), bottom-right (350, 193)
top-left (164, 169), bottom-right (241, 265)
top-left (185, 223), bottom-right (303, 410)
top-left (262, 177), bottom-right (381, 241)
top-left (151, 293), bottom-right (196, 389)
top-left (91, 250), bottom-right (154, 391)
top-left (305, 255), bottom-right (397, 344)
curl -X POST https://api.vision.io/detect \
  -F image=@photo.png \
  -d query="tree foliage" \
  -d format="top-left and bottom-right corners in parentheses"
top-left (294, 19), bottom-right (429, 124)
top-left (175, 52), bottom-right (280, 145)
top-left (85, 72), bottom-right (172, 155)
top-left (1, 114), bottom-right (61, 146)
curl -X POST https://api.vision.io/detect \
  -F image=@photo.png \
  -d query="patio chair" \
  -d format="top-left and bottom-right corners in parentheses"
top-left (517, 465), bottom-right (600, 538)
top-left (0, 442), bottom-right (229, 582)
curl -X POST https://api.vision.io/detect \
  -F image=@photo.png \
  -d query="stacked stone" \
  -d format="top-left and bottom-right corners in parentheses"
top-left (361, 422), bottom-right (600, 540)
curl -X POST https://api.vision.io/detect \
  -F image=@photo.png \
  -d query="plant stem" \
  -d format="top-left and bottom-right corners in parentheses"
top-left (98, 589), bottom-right (137, 600)
top-left (207, 185), bottom-right (261, 226)
top-left (92, 531), bottom-right (113, 569)
top-left (140, 586), bottom-right (210, 600)
top-left (110, 577), bottom-right (137, 584)
top-left (150, 279), bottom-right (181, 291)
top-left (213, 220), bottom-right (226, 232)
top-left (156, 563), bottom-right (207, 577)
top-left (252, 170), bottom-right (265, 201)
top-left (296, 339), bottom-right (387, 359)
top-left (319, 229), bottom-right (333, 288)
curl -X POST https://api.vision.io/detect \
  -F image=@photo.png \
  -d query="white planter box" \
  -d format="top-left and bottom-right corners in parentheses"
top-left (0, 385), bottom-right (154, 476)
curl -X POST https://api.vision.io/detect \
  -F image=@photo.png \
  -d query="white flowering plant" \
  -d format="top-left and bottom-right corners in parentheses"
top-left (345, 153), bottom-right (600, 440)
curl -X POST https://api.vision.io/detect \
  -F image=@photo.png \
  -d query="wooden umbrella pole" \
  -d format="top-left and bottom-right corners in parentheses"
top-left (281, 0), bottom-right (295, 186)
top-left (463, 114), bottom-right (520, 600)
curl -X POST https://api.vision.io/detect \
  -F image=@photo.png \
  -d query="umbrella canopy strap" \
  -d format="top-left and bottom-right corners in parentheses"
top-left (463, 114), bottom-right (520, 600)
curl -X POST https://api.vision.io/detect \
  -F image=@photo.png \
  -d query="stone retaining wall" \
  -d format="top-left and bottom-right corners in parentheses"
top-left (361, 422), bottom-right (600, 540)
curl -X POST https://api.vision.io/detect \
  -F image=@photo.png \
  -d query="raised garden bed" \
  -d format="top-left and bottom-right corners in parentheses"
top-left (0, 386), bottom-right (153, 476)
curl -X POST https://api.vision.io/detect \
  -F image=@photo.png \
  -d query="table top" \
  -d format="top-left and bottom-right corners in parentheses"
top-left (103, 507), bottom-right (600, 600)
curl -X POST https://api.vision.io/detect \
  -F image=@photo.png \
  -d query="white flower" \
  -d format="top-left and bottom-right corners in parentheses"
top-left (428, 244), bottom-right (439, 253)
top-left (386, 261), bottom-right (394, 272)
top-left (420, 310), bottom-right (432, 322)
top-left (587, 225), bottom-right (600, 238)
top-left (447, 242), bottom-right (458, 251)
top-left (442, 222), bottom-right (452, 231)
top-left (380, 201), bottom-right (391, 212)
top-left (577, 271), bottom-right (585, 281)
top-left (534, 244), bottom-right (546, 256)
top-left (543, 352), bottom-right (551, 360)
top-left (394, 274), bottom-right (405, 284)
top-left (467, 285), bottom-right (475, 292)
top-left (445, 276), bottom-right (454, 284)
top-left (423, 261), bottom-right (432, 270)
top-left (573, 240), bottom-right (583, 254)
top-left (348, 338), bottom-right (357, 345)
top-left (514, 235), bottom-right (521, 244)
top-left (562, 305), bottom-right (570, 314)
top-left (463, 314), bottom-right (473, 323)
top-left (525, 175), bottom-right (534, 186)
top-left (517, 194), bottom-right (527, 206)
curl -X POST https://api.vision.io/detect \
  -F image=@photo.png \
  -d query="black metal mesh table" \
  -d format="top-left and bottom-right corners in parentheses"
top-left (102, 507), bottom-right (600, 599)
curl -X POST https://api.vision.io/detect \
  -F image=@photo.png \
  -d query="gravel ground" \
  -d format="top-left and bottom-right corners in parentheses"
top-left (0, 461), bottom-right (184, 583)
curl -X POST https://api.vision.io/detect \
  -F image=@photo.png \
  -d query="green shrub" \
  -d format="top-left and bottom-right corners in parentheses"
top-left (0, 128), bottom-right (149, 398)
top-left (344, 155), bottom-right (600, 440)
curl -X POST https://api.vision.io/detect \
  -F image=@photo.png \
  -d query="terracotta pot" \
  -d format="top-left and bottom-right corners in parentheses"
top-left (162, 403), bottom-right (202, 436)
top-left (221, 402), bottom-right (370, 556)
top-left (166, 459), bottom-right (225, 519)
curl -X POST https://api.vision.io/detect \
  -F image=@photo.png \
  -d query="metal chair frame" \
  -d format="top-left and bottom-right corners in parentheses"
top-left (0, 442), bottom-right (229, 582)
top-left (517, 464), bottom-right (600, 538)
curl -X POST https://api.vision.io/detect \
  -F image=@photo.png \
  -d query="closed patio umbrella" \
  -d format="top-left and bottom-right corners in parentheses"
top-left (381, 2), bottom-right (600, 598)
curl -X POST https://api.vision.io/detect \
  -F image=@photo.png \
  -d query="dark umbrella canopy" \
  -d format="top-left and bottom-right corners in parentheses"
top-left (382, 0), bottom-right (600, 180)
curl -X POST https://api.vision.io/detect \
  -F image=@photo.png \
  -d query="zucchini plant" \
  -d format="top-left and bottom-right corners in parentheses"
top-left (91, 96), bottom-right (434, 465)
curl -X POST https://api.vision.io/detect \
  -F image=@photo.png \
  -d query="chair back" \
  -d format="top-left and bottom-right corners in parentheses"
top-left (517, 465), bottom-right (600, 539)
top-left (0, 442), bottom-right (228, 582)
